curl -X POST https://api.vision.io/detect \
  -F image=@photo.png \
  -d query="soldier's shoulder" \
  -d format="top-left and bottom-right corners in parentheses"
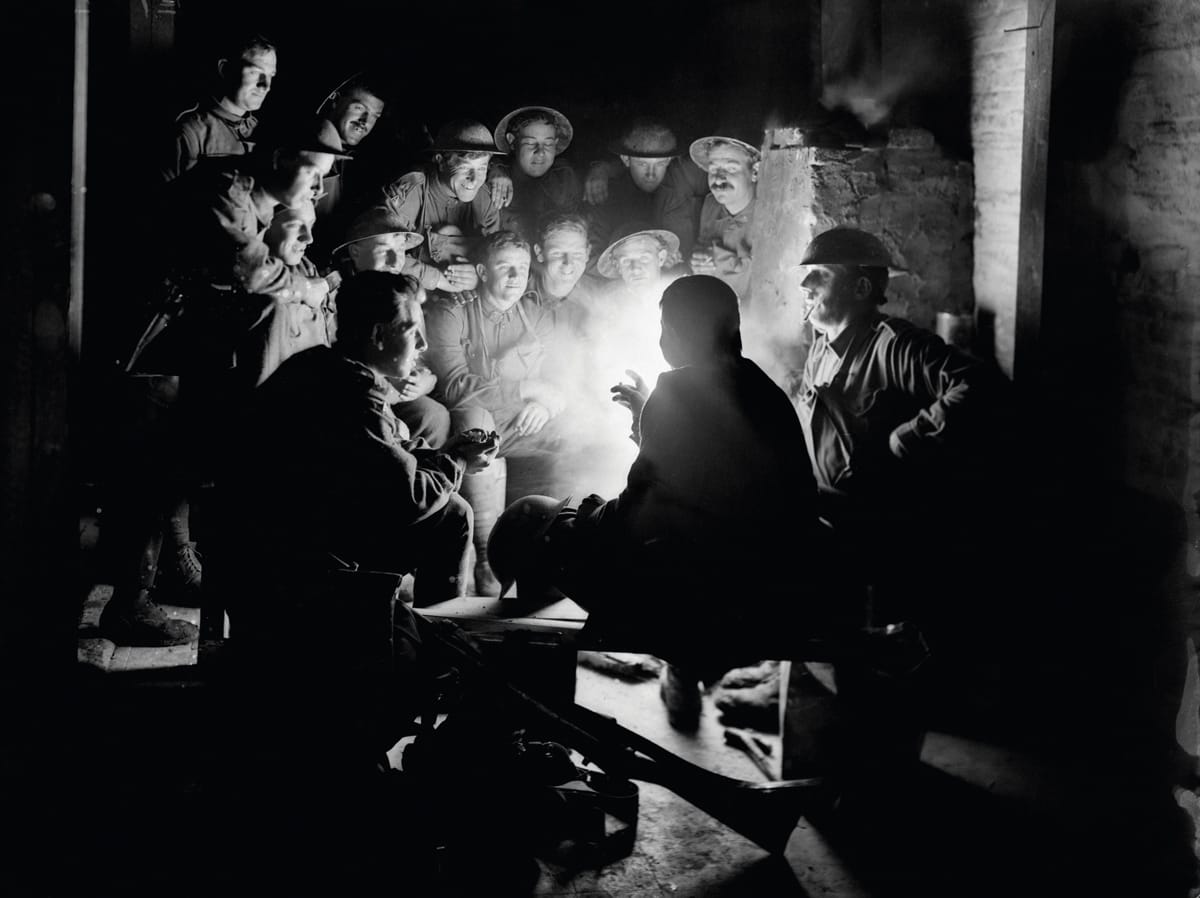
top-left (425, 291), bottom-right (473, 320)
top-left (383, 168), bottom-right (427, 199)
top-left (172, 103), bottom-right (204, 127)
top-left (876, 314), bottom-right (925, 339)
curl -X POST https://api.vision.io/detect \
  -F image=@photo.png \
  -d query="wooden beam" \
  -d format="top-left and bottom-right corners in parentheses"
top-left (1013, 0), bottom-right (1056, 381)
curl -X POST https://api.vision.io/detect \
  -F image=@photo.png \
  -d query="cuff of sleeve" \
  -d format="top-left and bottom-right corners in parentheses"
top-left (888, 421), bottom-right (922, 459)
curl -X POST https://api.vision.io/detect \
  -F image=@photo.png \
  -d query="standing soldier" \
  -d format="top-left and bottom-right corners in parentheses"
top-left (310, 72), bottom-right (389, 261)
top-left (688, 134), bottom-right (760, 300)
top-left (103, 122), bottom-right (346, 646)
top-left (162, 34), bottom-right (278, 182)
top-left (583, 118), bottom-right (709, 256)
top-left (489, 106), bottom-right (582, 241)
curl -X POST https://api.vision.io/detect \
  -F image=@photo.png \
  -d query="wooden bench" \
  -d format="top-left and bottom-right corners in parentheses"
top-left (417, 592), bottom-right (902, 779)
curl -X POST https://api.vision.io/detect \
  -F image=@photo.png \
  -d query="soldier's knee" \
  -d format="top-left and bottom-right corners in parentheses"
top-left (450, 406), bottom-right (496, 436)
top-left (398, 396), bottom-right (452, 447)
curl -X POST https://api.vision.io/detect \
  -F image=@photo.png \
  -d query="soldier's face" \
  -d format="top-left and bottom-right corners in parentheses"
top-left (378, 297), bottom-right (427, 381)
top-left (511, 122), bottom-right (558, 179)
top-left (441, 154), bottom-right (490, 202)
top-left (624, 156), bottom-right (671, 193)
top-left (479, 245), bottom-right (531, 310)
top-left (330, 88), bottom-right (384, 147)
top-left (265, 201), bottom-right (316, 265)
top-left (706, 144), bottom-right (757, 212)
top-left (349, 233), bottom-right (407, 273)
top-left (801, 264), bottom-right (860, 334)
top-left (613, 236), bottom-right (667, 287)
top-left (535, 228), bottom-right (588, 296)
top-left (226, 48), bottom-right (276, 112)
top-left (277, 151), bottom-right (335, 207)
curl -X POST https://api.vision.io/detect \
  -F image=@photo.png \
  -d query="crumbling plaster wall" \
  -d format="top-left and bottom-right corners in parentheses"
top-left (744, 130), bottom-right (973, 399)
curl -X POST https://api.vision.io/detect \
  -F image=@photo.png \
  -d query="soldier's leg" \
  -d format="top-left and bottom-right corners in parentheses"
top-left (407, 493), bottom-right (473, 607)
top-left (98, 375), bottom-right (198, 645)
top-left (450, 407), bottom-right (507, 596)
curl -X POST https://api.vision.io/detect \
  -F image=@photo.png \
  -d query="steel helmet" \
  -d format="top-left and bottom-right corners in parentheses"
top-left (487, 495), bottom-right (572, 598)
top-left (800, 227), bottom-right (904, 272)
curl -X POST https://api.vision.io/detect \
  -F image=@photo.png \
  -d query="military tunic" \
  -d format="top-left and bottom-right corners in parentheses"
top-left (696, 195), bottom-right (755, 299)
top-left (380, 163), bottom-right (501, 291)
top-left (162, 99), bottom-right (258, 183)
top-left (492, 158), bottom-right (582, 240)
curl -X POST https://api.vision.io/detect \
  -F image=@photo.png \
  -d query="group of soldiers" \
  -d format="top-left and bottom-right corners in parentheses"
top-left (103, 32), bottom-right (769, 646)
top-left (103, 32), bottom-right (1005, 741)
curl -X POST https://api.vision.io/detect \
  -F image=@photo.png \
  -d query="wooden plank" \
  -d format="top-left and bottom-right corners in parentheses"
top-left (417, 594), bottom-right (588, 624)
top-left (1013, 0), bottom-right (1056, 380)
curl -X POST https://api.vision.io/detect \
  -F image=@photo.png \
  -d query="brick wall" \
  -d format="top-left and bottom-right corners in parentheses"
top-left (1039, 0), bottom-right (1200, 827)
top-left (968, 0), bottom-right (1028, 375)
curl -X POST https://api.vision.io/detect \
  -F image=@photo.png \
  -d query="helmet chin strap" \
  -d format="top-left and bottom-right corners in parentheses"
top-left (315, 70), bottom-right (364, 116)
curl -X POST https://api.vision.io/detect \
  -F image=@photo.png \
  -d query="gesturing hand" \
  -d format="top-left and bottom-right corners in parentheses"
top-left (610, 369), bottom-right (649, 422)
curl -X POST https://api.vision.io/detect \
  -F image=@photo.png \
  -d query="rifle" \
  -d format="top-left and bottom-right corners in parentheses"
top-left (418, 614), bottom-right (833, 856)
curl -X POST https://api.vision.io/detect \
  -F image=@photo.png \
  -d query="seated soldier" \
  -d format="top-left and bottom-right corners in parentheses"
top-left (161, 34), bottom-right (277, 182)
top-left (218, 270), bottom-right (498, 613)
top-left (331, 205), bottom-right (452, 446)
top-left (688, 133), bottom-right (760, 300)
top-left (424, 231), bottom-right (569, 595)
top-left (489, 106), bottom-right (582, 240)
top-left (490, 275), bottom-right (821, 726)
top-left (583, 118), bottom-right (709, 256)
top-left (380, 120), bottom-right (505, 295)
top-left (580, 226), bottom-right (685, 395)
top-left (528, 212), bottom-right (605, 326)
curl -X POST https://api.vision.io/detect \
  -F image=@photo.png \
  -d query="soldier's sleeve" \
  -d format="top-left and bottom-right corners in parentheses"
top-left (402, 256), bottom-right (444, 291)
top-left (552, 162), bottom-right (583, 211)
top-left (886, 326), bottom-right (993, 461)
top-left (380, 172), bottom-right (424, 228)
top-left (162, 117), bottom-right (202, 183)
top-left (475, 184), bottom-right (502, 235)
top-left (205, 182), bottom-right (311, 302)
top-left (356, 395), bottom-right (464, 523)
top-left (423, 301), bottom-right (513, 410)
top-left (658, 160), bottom-right (706, 258)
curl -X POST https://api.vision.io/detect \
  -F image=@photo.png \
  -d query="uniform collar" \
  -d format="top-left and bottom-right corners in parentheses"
top-left (479, 290), bottom-right (536, 322)
top-left (715, 194), bottom-right (755, 222)
top-left (823, 308), bottom-right (885, 357)
top-left (528, 270), bottom-right (571, 307)
top-left (426, 165), bottom-right (461, 205)
top-left (208, 98), bottom-right (258, 136)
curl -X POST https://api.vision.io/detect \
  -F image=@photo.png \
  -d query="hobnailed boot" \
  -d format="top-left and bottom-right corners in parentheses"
top-left (100, 532), bottom-right (199, 646)
top-left (458, 459), bottom-right (507, 597)
top-left (100, 588), bottom-right (200, 647)
top-left (158, 541), bottom-right (203, 607)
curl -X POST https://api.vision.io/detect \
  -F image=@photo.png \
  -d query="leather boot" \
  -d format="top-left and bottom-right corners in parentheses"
top-left (458, 459), bottom-right (507, 597)
top-left (100, 532), bottom-right (199, 646)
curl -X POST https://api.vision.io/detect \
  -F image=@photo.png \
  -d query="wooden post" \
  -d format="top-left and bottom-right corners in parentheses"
top-left (69, 0), bottom-right (88, 360)
top-left (1013, 0), bottom-right (1056, 380)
